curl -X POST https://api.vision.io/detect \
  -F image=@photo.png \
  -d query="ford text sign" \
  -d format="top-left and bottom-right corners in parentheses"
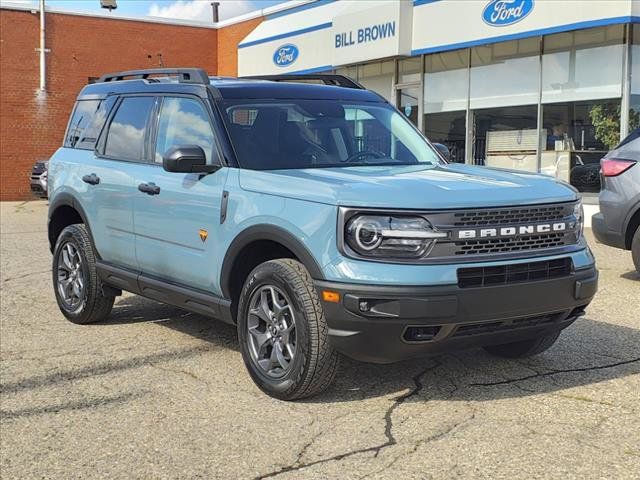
top-left (482, 0), bottom-right (534, 27)
top-left (273, 44), bottom-right (299, 67)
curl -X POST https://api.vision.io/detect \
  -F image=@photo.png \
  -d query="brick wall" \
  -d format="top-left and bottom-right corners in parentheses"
top-left (217, 17), bottom-right (263, 76)
top-left (0, 8), bottom-right (222, 200)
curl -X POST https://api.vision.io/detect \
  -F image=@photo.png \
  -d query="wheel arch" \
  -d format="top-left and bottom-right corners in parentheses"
top-left (48, 193), bottom-right (93, 253)
top-left (220, 224), bottom-right (325, 302)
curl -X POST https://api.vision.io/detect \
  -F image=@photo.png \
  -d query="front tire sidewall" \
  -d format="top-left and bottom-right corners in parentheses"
top-left (238, 264), bottom-right (311, 398)
top-left (52, 224), bottom-right (111, 324)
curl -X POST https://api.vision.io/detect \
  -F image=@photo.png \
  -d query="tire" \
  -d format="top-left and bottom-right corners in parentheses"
top-left (483, 331), bottom-right (561, 359)
top-left (52, 224), bottom-right (114, 324)
top-left (632, 226), bottom-right (640, 274)
top-left (237, 259), bottom-right (339, 400)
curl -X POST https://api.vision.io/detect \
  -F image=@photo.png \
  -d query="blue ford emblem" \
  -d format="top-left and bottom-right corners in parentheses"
top-left (482, 0), bottom-right (534, 26)
top-left (273, 44), bottom-right (299, 67)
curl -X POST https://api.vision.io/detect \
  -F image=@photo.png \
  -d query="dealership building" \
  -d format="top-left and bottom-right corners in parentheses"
top-left (1, 0), bottom-right (639, 199)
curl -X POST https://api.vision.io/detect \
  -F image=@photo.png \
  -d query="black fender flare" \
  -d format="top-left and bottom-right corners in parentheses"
top-left (48, 192), bottom-right (93, 253)
top-left (220, 224), bottom-right (325, 299)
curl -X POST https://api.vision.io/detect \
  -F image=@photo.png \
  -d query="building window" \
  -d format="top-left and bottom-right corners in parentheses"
top-left (470, 37), bottom-right (540, 109)
top-left (424, 111), bottom-right (466, 163)
top-left (542, 25), bottom-right (624, 104)
top-left (540, 25), bottom-right (624, 191)
top-left (474, 105), bottom-right (538, 170)
top-left (398, 57), bottom-right (422, 84)
top-left (357, 60), bottom-right (395, 103)
top-left (423, 49), bottom-right (469, 162)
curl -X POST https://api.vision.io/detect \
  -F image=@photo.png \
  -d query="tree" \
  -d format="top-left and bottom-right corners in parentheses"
top-left (589, 104), bottom-right (640, 149)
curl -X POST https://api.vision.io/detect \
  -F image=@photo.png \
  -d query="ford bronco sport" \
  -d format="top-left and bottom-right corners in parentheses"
top-left (48, 69), bottom-right (598, 400)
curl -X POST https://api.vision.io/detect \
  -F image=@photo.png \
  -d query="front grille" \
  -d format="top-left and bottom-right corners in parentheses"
top-left (451, 312), bottom-right (563, 338)
top-left (455, 233), bottom-right (568, 255)
top-left (453, 204), bottom-right (566, 227)
top-left (457, 257), bottom-right (572, 288)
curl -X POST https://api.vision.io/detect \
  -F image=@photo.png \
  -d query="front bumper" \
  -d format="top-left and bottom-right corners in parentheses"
top-left (316, 266), bottom-right (597, 363)
top-left (592, 212), bottom-right (626, 249)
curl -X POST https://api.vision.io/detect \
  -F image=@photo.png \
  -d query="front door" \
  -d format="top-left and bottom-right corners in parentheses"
top-left (86, 95), bottom-right (156, 270)
top-left (132, 95), bottom-right (227, 293)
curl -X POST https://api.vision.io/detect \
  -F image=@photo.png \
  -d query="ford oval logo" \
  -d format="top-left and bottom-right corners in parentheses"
top-left (273, 44), bottom-right (299, 67)
top-left (482, 0), bottom-right (534, 27)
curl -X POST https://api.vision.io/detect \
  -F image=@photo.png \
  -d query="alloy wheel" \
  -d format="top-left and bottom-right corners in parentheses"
top-left (246, 285), bottom-right (297, 378)
top-left (57, 242), bottom-right (85, 311)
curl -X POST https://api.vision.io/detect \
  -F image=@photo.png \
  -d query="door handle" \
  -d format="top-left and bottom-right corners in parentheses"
top-left (82, 173), bottom-right (100, 185)
top-left (138, 182), bottom-right (160, 195)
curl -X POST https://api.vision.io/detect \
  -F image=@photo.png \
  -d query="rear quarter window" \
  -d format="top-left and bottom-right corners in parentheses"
top-left (64, 98), bottom-right (115, 150)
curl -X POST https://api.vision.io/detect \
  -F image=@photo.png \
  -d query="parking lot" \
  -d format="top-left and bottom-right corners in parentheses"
top-left (1, 200), bottom-right (639, 479)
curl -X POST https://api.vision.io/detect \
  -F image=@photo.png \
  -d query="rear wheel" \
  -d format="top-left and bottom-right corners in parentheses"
top-left (483, 331), bottom-right (561, 358)
top-left (237, 259), bottom-right (339, 400)
top-left (632, 226), bottom-right (640, 273)
top-left (52, 224), bottom-right (114, 324)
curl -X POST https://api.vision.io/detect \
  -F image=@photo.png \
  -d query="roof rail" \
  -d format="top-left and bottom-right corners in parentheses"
top-left (97, 68), bottom-right (210, 85)
top-left (241, 74), bottom-right (365, 90)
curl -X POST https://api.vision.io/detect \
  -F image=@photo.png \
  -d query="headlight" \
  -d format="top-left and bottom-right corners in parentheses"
top-left (574, 199), bottom-right (583, 238)
top-left (345, 214), bottom-right (447, 259)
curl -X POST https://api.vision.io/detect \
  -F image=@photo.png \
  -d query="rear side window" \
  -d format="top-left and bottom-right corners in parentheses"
top-left (64, 100), bottom-right (101, 148)
top-left (64, 98), bottom-right (117, 150)
top-left (104, 97), bottom-right (155, 161)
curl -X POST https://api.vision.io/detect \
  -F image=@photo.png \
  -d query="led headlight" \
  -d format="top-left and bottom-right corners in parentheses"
top-left (345, 214), bottom-right (447, 259)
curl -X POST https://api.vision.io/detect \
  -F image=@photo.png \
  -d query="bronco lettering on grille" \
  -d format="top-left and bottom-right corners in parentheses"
top-left (458, 222), bottom-right (568, 239)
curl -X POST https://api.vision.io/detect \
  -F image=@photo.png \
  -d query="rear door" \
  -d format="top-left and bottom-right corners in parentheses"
top-left (131, 95), bottom-right (228, 293)
top-left (88, 95), bottom-right (156, 270)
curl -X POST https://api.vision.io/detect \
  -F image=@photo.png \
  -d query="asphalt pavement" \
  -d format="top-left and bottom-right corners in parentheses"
top-left (1, 200), bottom-right (639, 479)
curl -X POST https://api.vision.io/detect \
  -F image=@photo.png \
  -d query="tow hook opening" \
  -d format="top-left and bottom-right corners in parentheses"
top-left (403, 325), bottom-right (441, 342)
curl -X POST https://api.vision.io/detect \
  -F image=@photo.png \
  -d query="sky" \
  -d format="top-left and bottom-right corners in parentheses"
top-left (1, 0), bottom-right (288, 22)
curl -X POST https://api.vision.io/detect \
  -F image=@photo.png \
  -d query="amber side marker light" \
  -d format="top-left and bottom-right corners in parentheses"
top-left (322, 290), bottom-right (341, 303)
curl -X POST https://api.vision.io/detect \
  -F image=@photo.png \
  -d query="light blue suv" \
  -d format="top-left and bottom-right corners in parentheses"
top-left (48, 69), bottom-right (597, 400)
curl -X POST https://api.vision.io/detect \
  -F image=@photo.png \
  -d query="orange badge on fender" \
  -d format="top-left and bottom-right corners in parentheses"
top-left (199, 229), bottom-right (208, 242)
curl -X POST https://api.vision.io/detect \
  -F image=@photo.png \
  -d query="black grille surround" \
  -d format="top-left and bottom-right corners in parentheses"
top-left (457, 257), bottom-right (573, 288)
top-left (452, 204), bottom-right (567, 227)
top-left (338, 201), bottom-right (582, 264)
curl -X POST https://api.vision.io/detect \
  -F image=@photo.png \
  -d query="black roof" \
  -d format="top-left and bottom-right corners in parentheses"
top-left (212, 79), bottom-right (383, 102)
top-left (77, 74), bottom-right (384, 103)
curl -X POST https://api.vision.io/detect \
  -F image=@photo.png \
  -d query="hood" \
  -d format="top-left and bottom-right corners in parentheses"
top-left (239, 163), bottom-right (578, 209)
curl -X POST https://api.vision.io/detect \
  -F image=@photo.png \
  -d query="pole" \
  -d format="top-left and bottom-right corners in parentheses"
top-left (39, 0), bottom-right (46, 91)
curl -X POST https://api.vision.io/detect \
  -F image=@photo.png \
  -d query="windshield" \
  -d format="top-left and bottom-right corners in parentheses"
top-left (220, 99), bottom-right (442, 170)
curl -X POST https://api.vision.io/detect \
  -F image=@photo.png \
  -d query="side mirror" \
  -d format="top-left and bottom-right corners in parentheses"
top-left (433, 143), bottom-right (451, 161)
top-left (162, 145), bottom-right (219, 173)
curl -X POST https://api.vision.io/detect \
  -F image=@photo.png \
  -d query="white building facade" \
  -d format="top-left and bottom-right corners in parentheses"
top-left (238, 0), bottom-right (640, 191)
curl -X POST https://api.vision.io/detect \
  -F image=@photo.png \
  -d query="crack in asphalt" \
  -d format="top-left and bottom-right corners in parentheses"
top-left (0, 345), bottom-right (212, 393)
top-left (470, 357), bottom-right (640, 386)
top-left (2, 270), bottom-right (50, 283)
top-left (359, 410), bottom-right (476, 480)
top-left (253, 359), bottom-right (442, 480)
top-left (1, 391), bottom-right (145, 419)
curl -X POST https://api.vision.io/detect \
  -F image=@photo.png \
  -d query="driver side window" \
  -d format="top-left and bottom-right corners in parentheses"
top-left (154, 97), bottom-right (215, 164)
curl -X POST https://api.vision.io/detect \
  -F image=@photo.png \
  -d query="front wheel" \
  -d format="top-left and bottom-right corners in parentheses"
top-left (52, 224), bottom-right (114, 324)
top-left (237, 259), bottom-right (339, 400)
top-left (483, 331), bottom-right (561, 358)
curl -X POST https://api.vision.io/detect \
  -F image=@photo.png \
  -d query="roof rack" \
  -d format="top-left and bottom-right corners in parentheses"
top-left (241, 74), bottom-right (365, 90)
top-left (97, 68), bottom-right (210, 85)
